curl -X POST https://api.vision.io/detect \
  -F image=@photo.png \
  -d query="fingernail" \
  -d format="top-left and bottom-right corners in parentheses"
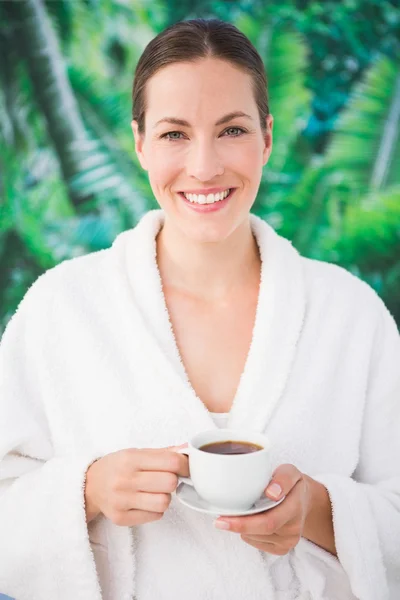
top-left (213, 520), bottom-right (230, 530)
top-left (267, 482), bottom-right (282, 499)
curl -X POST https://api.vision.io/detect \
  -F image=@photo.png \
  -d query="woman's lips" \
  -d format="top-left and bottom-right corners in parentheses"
top-left (179, 188), bottom-right (235, 213)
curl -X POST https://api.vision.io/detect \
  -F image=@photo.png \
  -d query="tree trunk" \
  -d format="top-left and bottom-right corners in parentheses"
top-left (370, 71), bottom-right (400, 190)
top-left (5, 0), bottom-right (91, 207)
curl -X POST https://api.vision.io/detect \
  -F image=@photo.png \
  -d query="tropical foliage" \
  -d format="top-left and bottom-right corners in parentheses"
top-left (0, 0), bottom-right (399, 335)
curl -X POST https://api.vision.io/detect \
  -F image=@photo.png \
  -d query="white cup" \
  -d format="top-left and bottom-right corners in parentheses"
top-left (177, 429), bottom-right (273, 511)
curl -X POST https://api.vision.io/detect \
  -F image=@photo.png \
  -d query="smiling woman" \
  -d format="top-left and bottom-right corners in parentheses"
top-left (0, 16), bottom-right (399, 600)
top-left (132, 61), bottom-right (272, 246)
top-left (130, 18), bottom-right (272, 252)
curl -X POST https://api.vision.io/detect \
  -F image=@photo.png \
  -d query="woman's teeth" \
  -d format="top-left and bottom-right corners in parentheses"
top-left (183, 189), bottom-right (230, 204)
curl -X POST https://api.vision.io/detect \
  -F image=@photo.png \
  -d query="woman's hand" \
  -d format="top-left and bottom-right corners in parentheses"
top-left (214, 464), bottom-right (333, 556)
top-left (84, 445), bottom-right (189, 526)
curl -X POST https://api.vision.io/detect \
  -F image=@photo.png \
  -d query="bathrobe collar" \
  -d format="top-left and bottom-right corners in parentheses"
top-left (115, 209), bottom-right (306, 433)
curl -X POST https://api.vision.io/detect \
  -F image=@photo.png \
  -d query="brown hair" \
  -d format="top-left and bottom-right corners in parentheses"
top-left (132, 18), bottom-right (269, 135)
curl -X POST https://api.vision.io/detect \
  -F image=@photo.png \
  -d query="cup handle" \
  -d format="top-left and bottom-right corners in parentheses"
top-left (175, 447), bottom-right (194, 487)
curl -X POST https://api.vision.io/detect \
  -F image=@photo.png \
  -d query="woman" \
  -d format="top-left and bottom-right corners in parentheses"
top-left (0, 18), bottom-right (399, 600)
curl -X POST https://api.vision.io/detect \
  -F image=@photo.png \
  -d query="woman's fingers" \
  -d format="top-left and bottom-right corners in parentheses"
top-left (86, 447), bottom-right (189, 527)
top-left (265, 463), bottom-right (302, 501)
top-left (111, 508), bottom-right (164, 527)
top-left (130, 470), bottom-right (179, 494)
top-left (119, 490), bottom-right (173, 513)
top-left (126, 448), bottom-right (189, 477)
top-left (215, 480), bottom-right (304, 535)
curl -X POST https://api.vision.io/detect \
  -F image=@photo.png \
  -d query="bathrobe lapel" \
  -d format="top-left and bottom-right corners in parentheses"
top-left (120, 210), bottom-right (306, 434)
top-left (228, 215), bottom-right (307, 431)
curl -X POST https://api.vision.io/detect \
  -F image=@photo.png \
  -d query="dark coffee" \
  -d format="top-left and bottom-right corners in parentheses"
top-left (199, 440), bottom-right (263, 455)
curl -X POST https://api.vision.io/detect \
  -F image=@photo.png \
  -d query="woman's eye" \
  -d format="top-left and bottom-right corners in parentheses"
top-left (223, 127), bottom-right (246, 136)
top-left (161, 131), bottom-right (184, 140)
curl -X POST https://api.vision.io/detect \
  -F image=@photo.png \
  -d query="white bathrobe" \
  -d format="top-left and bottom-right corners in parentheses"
top-left (0, 210), bottom-right (399, 600)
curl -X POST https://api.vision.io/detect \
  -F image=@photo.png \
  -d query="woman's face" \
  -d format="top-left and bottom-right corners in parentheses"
top-left (131, 57), bottom-right (273, 243)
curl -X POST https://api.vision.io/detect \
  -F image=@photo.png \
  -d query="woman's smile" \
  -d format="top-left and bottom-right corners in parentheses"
top-left (177, 187), bottom-right (236, 213)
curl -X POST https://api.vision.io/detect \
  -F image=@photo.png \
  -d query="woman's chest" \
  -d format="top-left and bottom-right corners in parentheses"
top-left (163, 287), bottom-right (259, 413)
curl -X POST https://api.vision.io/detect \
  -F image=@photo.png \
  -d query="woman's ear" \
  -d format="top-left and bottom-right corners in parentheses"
top-left (131, 120), bottom-right (148, 170)
top-left (262, 114), bottom-right (273, 165)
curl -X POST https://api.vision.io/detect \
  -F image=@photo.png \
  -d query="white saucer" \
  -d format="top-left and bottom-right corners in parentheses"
top-left (176, 482), bottom-right (285, 516)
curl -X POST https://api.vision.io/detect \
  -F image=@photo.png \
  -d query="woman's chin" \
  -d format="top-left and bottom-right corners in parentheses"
top-left (158, 193), bottom-right (252, 244)
top-left (178, 216), bottom-right (245, 245)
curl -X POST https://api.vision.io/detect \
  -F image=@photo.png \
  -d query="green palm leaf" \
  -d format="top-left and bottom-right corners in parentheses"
top-left (326, 55), bottom-right (400, 195)
top-left (263, 28), bottom-right (311, 175)
top-left (277, 160), bottom-right (331, 253)
top-left (325, 184), bottom-right (400, 271)
top-left (69, 66), bottom-right (151, 222)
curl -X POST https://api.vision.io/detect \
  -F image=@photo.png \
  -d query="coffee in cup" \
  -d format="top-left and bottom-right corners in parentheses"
top-left (199, 440), bottom-right (263, 455)
top-left (177, 429), bottom-right (272, 511)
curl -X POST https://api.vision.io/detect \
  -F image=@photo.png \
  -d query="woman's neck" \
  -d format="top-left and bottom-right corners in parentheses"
top-left (155, 218), bottom-right (261, 302)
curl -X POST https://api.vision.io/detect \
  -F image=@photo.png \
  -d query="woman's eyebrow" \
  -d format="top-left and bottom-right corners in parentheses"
top-left (154, 111), bottom-right (253, 128)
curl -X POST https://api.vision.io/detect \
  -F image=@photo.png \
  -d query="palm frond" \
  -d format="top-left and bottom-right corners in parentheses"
top-left (326, 56), bottom-right (400, 195)
top-left (278, 160), bottom-right (331, 253)
top-left (370, 70), bottom-right (400, 190)
top-left (263, 28), bottom-right (311, 175)
top-left (326, 184), bottom-right (400, 271)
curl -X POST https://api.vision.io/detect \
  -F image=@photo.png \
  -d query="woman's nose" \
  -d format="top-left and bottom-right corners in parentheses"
top-left (185, 140), bottom-right (224, 181)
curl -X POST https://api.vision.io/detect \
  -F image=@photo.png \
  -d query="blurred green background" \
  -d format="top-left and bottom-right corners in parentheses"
top-left (1, 0), bottom-right (399, 337)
